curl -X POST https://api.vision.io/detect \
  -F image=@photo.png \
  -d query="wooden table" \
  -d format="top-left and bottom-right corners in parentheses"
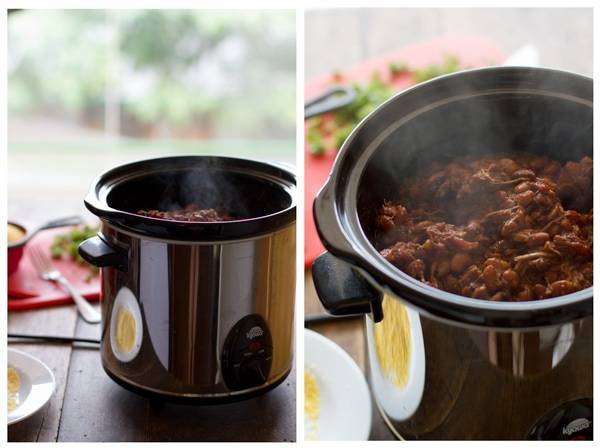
top-left (8, 306), bottom-right (295, 442)
top-left (8, 191), bottom-right (295, 442)
top-left (305, 271), bottom-right (394, 440)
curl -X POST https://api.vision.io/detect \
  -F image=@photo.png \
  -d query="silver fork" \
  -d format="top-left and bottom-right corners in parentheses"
top-left (29, 246), bottom-right (101, 324)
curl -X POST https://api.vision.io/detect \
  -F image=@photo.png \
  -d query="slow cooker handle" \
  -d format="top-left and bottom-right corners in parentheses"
top-left (78, 235), bottom-right (128, 271)
top-left (312, 252), bottom-right (383, 322)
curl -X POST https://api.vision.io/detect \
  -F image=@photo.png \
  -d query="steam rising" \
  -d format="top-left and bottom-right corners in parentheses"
top-left (155, 167), bottom-right (251, 219)
top-left (356, 69), bottom-right (592, 239)
top-left (106, 158), bottom-right (293, 221)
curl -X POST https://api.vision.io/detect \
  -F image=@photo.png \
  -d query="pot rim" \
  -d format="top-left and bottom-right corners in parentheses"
top-left (314, 66), bottom-right (593, 328)
top-left (85, 155), bottom-right (296, 242)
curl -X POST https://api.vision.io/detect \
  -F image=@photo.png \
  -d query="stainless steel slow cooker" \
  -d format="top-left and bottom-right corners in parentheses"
top-left (79, 156), bottom-right (296, 402)
top-left (312, 67), bottom-right (592, 439)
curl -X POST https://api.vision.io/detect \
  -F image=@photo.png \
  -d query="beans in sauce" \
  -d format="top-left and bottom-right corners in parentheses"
top-left (137, 205), bottom-right (233, 222)
top-left (374, 154), bottom-right (592, 301)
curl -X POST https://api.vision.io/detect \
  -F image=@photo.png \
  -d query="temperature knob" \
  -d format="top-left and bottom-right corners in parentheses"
top-left (222, 314), bottom-right (273, 390)
top-left (240, 358), bottom-right (268, 384)
top-left (526, 398), bottom-right (592, 440)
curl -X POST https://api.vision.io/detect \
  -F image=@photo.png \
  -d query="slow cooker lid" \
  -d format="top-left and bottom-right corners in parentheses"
top-left (315, 67), bottom-right (593, 328)
top-left (85, 156), bottom-right (296, 241)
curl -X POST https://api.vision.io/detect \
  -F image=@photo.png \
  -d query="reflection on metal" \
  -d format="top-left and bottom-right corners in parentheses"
top-left (139, 239), bottom-right (170, 370)
top-left (365, 299), bottom-right (592, 439)
top-left (366, 299), bottom-right (425, 422)
top-left (109, 287), bottom-right (143, 363)
top-left (374, 295), bottom-right (411, 389)
top-left (471, 322), bottom-right (580, 376)
top-left (100, 223), bottom-right (295, 399)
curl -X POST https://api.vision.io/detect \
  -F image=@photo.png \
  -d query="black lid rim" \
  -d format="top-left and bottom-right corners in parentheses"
top-left (84, 156), bottom-right (296, 242)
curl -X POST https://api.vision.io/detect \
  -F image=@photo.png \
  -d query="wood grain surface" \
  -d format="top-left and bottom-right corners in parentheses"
top-left (8, 304), bottom-right (296, 442)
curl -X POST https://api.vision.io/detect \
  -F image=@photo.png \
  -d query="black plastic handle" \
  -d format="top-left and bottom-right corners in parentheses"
top-left (304, 85), bottom-right (357, 119)
top-left (78, 235), bottom-right (128, 271)
top-left (312, 252), bottom-right (383, 322)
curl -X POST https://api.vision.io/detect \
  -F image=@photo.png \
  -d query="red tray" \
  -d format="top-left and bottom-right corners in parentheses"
top-left (304, 34), bottom-right (505, 268)
top-left (8, 228), bottom-right (101, 311)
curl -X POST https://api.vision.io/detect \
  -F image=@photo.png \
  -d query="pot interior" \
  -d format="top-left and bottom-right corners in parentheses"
top-left (107, 166), bottom-right (293, 221)
top-left (357, 92), bottom-right (593, 241)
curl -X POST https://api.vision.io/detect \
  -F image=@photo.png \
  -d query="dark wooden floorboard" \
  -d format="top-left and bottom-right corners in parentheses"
top-left (57, 313), bottom-right (147, 442)
top-left (54, 311), bottom-right (296, 442)
top-left (145, 365), bottom-right (296, 442)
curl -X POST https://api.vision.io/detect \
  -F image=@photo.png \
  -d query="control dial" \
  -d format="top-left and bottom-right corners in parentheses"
top-left (526, 398), bottom-right (592, 440)
top-left (222, 314), bottom-right (273, 390)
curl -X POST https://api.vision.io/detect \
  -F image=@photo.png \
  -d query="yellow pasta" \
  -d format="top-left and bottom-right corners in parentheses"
top-left (116, 308), bottom-right (136, 353)
top-left (304, 369), bottom-right (320, 440)
top-left (374, 294), bottom-right (411, 389)
top-left (8, 367), bottom-right (21, 412)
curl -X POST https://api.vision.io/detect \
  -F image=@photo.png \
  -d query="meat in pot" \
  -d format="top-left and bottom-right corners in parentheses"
top-left (374, 154), bottom-right (592, 301)
top-left (137, 205), bottom-right (234, 222)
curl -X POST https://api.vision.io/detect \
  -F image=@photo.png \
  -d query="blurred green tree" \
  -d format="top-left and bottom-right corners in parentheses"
top-left (8, 10), bottom-right (295, 139)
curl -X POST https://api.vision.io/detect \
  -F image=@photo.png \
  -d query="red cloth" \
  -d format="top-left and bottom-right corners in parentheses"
top-left (8, 228), bottom-right (100, 311)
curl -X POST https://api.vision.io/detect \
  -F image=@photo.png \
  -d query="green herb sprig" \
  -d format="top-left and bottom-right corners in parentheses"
top-left (307, 55), bottom-right (463, 156)
top-left (50, 225), bottom-right (99, 281)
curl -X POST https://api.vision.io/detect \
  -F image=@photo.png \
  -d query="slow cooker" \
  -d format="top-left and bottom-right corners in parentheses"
top-left (79, 156), bottom-right (296, 403)
top-left (312, 67), bottom-right (592, 439)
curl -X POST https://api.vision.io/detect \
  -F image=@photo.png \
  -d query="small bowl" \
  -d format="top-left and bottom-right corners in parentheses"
top-left (7, 216), bottom-right (84, 276)
top-left (8, 221), bottom-right (30, 276)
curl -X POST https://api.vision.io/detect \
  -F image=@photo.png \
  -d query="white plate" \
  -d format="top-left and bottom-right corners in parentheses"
top-left (7, 349), bottom-right (55, 426)
top-left (304, 329), bottom-right (372, 441)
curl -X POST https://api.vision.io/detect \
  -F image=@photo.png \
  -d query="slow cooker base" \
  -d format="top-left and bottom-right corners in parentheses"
top-left (102, 365), bottom-right (292, 405)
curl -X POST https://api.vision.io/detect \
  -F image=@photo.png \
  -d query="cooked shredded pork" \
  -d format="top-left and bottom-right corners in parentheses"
top-left (137, 205), bottom-right (233, 222)
top-left (374, 154), bottom-right (592, 301)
